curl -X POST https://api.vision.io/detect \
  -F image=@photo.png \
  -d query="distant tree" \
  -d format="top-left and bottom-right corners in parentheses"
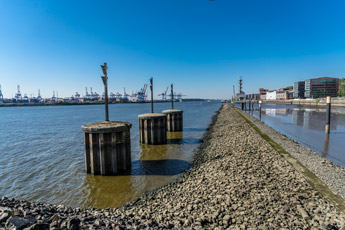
top-left (339, 78), bottom-right (345, 97)
top-left (286, 86), bottom-right (293, 90)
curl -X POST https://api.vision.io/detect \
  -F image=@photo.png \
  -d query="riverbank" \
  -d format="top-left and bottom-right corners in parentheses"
top-left (1, 104), bottom-right (345, 229)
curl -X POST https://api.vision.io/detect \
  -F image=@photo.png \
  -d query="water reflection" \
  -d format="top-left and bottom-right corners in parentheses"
top-left (246, 104), bottom-right (345, 168)
top-left (261, 108), bottom-right (338, 131)
top-left (82, 128), bottom-right (197, 208)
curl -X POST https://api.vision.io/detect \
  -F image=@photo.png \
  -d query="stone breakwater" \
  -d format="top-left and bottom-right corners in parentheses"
top-left (1, 104), bottom-right (345, 229)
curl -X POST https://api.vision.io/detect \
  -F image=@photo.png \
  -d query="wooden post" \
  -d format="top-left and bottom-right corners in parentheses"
top-left (82, 121), bottom-right (132, 175)
top-left (138, 113), bottom-right (167, 144)
top-left (325, 96), bottom-right (331, 134)
top-left (162, 109), bottom-right (183, 132)
top-left (322, 133), bottom-right (330, 157)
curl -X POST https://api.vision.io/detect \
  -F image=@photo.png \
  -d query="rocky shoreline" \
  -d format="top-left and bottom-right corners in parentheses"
top-left (1, 104), bottom-right (345, 229)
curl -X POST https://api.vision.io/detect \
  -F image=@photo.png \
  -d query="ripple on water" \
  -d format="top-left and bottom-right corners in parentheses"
top-left (0, 102), bottom-right (221, 208)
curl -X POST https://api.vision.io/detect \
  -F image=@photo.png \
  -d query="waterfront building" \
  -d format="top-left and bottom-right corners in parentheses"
top-left (293, 81), bottom-right (306, 98)
top-left (266, 91), bottom-right (277, 100)
top-left (276, 90), bottom-right (293, 100)
top-left (304, 77), bottom-right (339, 98)
top-left (259, 88), bottom-right (269, 100)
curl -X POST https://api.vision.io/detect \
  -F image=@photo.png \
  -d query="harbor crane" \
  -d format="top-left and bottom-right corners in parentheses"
top-left (0, 84), bottom-right (3, 101)
top-left (15, 85), bottom-right (22, 100)
top-left (158, 86), bottom-right (169, 100)
top-left (137, 84), bottom-right (148, 102)
top-left (123, 87), bottom-right (130, 101)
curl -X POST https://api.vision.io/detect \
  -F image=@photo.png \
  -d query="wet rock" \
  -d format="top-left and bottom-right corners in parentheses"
top-left (23, 223), bottom-right (49, 230)
top-left (6, 216), bottom-right (29, 229)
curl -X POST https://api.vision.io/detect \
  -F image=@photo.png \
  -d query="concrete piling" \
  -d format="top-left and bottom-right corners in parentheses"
top-left (138, 113), bottom-right (167, 144)
top-left (325, 96), bottom-right (331, 134)
top-left (162, 109), bottom-right (183, 132)
top-left (82, 121), bottom-right (132, 175)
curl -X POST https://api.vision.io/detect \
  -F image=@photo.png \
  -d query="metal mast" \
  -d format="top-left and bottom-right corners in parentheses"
top-left (150, 77), bottom-right (154, 113)
top-left (101, 63), bottom-right (109, 122)
top-left (171, 83), bottom-right (174, 109)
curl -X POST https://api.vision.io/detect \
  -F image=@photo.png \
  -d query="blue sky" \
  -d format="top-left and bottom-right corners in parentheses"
top-left (1, 0), bottom-right (345, 99)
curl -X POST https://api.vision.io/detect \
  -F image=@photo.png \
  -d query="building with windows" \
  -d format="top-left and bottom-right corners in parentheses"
top-left (293, 81), bottom-right (305, 98)
top-left (259, 88), bottom-right (269, 100)
top-left (276, 90), bottom-right (293, 100)
top-left (266, 91), bottom-right (277, 100)
top-left (304, 77), bottom-right (339, 98)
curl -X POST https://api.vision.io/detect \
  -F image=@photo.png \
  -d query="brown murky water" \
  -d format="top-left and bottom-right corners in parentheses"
top-left (0, 101), bottom-right (220, 208)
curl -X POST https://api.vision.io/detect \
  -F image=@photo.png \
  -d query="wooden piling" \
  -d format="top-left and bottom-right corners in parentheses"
top-left (138, 113), bottom-right (167, 145)
top-left (325, 96), bottom-right (331, 134)
top-left (82, 121), bottom-right (132, 175)
top-left (162, 109), bottom-right (183, 132)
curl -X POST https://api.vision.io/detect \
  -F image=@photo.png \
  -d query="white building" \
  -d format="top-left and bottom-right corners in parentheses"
top-left (266, 91), bottom-right (277, 100)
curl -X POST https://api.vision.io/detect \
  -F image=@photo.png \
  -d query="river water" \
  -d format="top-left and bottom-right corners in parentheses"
top-left (0, 101), bottom-right (221, 208)
top-left (237, 103), bottom-right (345, 168)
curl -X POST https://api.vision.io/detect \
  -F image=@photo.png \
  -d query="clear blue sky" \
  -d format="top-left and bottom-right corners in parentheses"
top-left (1, 0), bottom-right (345, 99)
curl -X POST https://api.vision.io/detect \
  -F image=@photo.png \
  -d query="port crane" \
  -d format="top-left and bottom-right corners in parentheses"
top-left (158, 86), bottom-right (169, 100)
top-left (137, 84), bottom-right (148, 102)
top-left (123, 87), bottom-right (130, 101)
top-left (15, 85), bottom-right (22, 100)
top-left (0, 84), bottom-right (3, 101)
top-left (167, 92), bottom-right (186, 101)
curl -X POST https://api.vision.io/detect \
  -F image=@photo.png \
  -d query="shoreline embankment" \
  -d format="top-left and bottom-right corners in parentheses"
top-left (1, 104), bottom-right (345, 229)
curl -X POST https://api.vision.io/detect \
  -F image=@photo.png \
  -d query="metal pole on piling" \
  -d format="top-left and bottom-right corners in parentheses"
top-left (101, 63), bottom-right (109, 122)
top-left (150, 77), bottom-right (154, 113)
top-left (325, 96), bottom-right (331, 134)
top-left (171, 83), bottom-right (174, 110)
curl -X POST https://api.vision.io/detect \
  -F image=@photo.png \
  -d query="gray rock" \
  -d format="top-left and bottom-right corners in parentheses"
top-left (6, 216), bottom-right (30, 229)
top-left (23, 224), bottom-right (49, 230)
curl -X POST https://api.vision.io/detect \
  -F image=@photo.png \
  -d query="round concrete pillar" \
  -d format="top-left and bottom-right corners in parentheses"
top-left (138, 113), bottom-right (167, 145)
top-left (82, 121), bottom-right (132, 175)
top-left (162, 109), bottom-right (183, 132)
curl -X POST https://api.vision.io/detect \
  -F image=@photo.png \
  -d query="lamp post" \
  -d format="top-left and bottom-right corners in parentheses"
top-left (101, 63), bottom-right (109, 122)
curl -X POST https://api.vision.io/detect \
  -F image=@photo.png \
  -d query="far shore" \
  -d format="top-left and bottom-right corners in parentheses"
top-left (0, 99), bottom-right (208, 108)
